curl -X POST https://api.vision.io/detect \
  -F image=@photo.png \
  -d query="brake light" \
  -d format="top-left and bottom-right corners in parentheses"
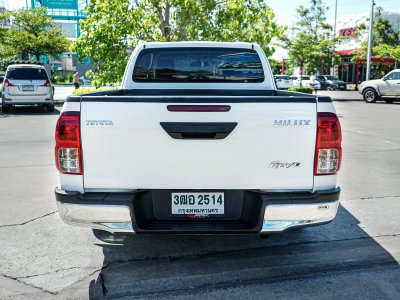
top-left (3, 78), bottom-right (15, 87)
top-left (314, 112), bottom-right (342, 175)
top-left (41, 79), bottom-right (51, 86)
top-left (55, 111), bottom-right (82, 174)
top-left (167, 105), bottom-right (231, 112)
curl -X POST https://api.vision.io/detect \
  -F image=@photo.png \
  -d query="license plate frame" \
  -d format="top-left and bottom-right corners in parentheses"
top-left (171, 192), bottom-right (225, 215)
top-left (21, 85), bottom-right (34, 92)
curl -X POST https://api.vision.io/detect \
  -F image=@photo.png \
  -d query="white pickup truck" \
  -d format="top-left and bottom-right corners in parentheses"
top-left (55, 42), bottom-right (342, 235)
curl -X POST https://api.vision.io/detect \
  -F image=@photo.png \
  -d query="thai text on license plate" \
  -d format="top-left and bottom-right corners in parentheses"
top-left (171, 193), bottom-right (224, 215)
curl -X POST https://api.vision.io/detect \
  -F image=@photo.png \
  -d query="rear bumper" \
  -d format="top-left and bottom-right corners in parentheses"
top-left (55, 188), bottom-right (340, 234)
top-left (2, 91), bottom-right (53, 104)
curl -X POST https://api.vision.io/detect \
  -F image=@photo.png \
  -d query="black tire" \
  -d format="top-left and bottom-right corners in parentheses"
top-left (47, 105), bottom-right (55, 112)
top-left (327, 85), bottom-right (336, 91)
top-left (363, 88), bottom-right (378, 103)
top-left (2, 103), bottom-right (10, 113)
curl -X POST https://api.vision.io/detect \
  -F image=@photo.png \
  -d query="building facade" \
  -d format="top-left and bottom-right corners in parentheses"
top-left (335, 11), bottom-right (400, 85)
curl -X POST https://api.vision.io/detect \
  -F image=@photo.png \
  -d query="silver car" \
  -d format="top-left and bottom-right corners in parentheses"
top-left (1, 64), bottom-right (54, 113)
top-left (359, 69), bottom-right (400, 103)
top-left (274, 75), bottom-right (293, 89)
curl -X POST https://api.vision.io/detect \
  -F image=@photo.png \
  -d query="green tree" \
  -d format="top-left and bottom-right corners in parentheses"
top-left (0, 12), bottom-right (14, 69)
top-left (353, 7), bottom-right (400, 61)
top-left (73, 0), bottom-right (286, 86)
top-left (288, 0), bottom-right (340, 85)
top-left (2, 8), bottom-right (70, 61)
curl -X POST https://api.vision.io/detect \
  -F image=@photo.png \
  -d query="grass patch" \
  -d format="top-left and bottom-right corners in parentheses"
top-left (288, 87), bottom-right (314, 94)
top-left (72, 86), bottom-right (119, 95)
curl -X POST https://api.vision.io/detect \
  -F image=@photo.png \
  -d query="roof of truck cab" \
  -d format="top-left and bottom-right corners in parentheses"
top-left (7, 64), bottom-right (46, 69)
top-left (141, 41), bottom-right (255, 49)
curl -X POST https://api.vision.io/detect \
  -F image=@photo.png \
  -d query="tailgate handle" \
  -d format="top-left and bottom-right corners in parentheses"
top-left (160, 122), bottom-right (237, 139)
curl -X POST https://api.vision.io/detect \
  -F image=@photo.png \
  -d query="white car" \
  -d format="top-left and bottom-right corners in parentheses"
top-left (274, 75), bottom-right (293, 89)
top-left (358, 69), bottom-right (400, 103)
top-left (291, 75), bottom-right (321, 90)
top-left (55, 42), bottom-right (342, 235)
top-left (1, 64), bottom-right (54, 113)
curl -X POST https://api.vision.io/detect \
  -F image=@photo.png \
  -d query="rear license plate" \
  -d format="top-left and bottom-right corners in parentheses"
top-left (22, 85), bottom-right (34, 91)
top-left (171, 192), bottom-right (224, 215)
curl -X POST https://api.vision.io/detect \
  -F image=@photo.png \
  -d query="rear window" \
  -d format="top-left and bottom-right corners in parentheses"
top-left (6, 68), bottom-right (48, 80)
top-left (133, 48), bottom-right (264, 83)
top-left (302, 76), bottom-right (310, 80)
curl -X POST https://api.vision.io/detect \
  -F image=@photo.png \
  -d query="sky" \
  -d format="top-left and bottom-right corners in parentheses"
top-left (4, 0), bottom-right (400, 59)
top-left (6, 0), bottom-right (400, 18)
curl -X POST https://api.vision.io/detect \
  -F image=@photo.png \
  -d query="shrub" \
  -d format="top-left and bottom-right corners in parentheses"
top-left (288, 87), bottom-right (314, 94)
top-left (72, 86), bottom-right (119, 95)
top-left (67, 74), bottom-right (74, 83)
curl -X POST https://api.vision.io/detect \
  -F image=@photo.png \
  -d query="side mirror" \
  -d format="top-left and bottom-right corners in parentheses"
top-left (382, 77), bottom-right (387, 81)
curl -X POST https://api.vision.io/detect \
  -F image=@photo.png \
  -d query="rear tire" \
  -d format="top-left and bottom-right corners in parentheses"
top-left (363, 88), bottom-right (378, 103)
top-left (1, 103), bottom-right (10, 113)
top-left (47, 105), bottom-right (55, 112)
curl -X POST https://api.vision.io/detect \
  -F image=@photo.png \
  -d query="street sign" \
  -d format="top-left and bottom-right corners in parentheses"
top-left (41, 0), bottom-right (78, 10)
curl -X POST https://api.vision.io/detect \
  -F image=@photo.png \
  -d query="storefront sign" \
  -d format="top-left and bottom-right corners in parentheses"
top-left (338, 27), bottom-right (357, 37)
top-left (41, 0), bottom-right (78, 10)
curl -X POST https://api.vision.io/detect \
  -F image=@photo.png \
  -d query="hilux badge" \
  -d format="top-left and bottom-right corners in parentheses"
top-left (274, 120), bottom-right (311, 126)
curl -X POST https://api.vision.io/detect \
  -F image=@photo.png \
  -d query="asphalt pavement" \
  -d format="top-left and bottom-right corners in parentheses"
top-left (53, 85), bottom-right (77, 102)
top-left (0, 99), bottom-right (400, 299)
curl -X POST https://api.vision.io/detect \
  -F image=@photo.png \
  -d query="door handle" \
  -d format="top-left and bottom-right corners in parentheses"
top-left (160, 122), bottom-right (237, 139)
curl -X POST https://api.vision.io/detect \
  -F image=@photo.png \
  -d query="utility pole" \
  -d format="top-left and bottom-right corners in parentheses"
top-left (366, 0), bottom-right (375, 80)
top-left (332, 0), bottom-right (337, 75)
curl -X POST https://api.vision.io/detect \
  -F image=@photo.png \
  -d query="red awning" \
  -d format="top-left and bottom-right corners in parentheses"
top-left (335, 49), bottom-right (360, 56)
top-left (336, 49), bottom-right (396, 63)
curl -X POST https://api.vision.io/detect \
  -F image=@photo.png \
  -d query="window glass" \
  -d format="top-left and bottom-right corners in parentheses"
top-left (387, 72), bottom-right (400, 80)
top-left (133, 48), bottom-right (264, 83)
top-left (325, 76), bottom-right (338, 80)
top-left (6, 68), bottom-right (48, 80)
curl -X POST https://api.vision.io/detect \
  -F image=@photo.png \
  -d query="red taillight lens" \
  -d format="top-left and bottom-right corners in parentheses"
top-left (3, 78), bottom-right (15, 87)
top-left (314, 112), bottom-right (342, 175)
top-left (41, 79), bottom-right (51, 86)
top-left (55, 111), bottom-right (82, 174)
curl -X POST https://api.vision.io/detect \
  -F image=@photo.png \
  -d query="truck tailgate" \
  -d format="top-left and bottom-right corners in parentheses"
top-left (80, 97), bottom-right (317, 190)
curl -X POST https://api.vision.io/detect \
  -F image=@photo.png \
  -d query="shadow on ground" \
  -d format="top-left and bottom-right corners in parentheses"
top-left (0, 105), bottom-right (61, 116)
top-left (87, 205), bottom-right (399, 299)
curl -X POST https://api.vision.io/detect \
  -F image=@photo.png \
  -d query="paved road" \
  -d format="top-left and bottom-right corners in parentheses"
top-left (318, 90), bottom-right (363, 101)
top-left (0, 100), bottom-right (400, 299)
top-left (53, 85), bottom-right (81, 101)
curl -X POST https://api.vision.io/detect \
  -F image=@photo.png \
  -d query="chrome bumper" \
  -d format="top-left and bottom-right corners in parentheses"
top-left (55, 188), bottom-right (134, 233)
top-left (55, 188), bottom-right (340, 234)
top-left (56, 201), bottom-right (134, 233)
top-left (261, 201), bottom-right (339, 232)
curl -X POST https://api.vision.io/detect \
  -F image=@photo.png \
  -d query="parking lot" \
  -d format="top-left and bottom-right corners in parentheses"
top-left (1, 97), bottom-right (400, 299)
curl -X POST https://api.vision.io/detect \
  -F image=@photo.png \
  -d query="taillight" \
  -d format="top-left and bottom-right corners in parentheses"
top-left (41, 79), bottom-right (51, 86)
top-left (314, 112), bottom-right (342, 175)
top-left (55, 111), bottom-right (82, 174)
top-left (3, 78), bottom-right (15, 87)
